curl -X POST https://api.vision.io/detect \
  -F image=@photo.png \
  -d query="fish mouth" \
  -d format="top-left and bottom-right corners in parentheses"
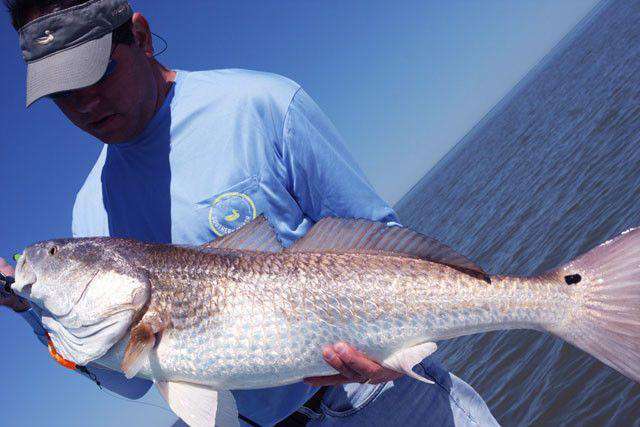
top-left (12, 254), bottom-right (36, 300)
top-left (11, 251), bottom-right (98, 318)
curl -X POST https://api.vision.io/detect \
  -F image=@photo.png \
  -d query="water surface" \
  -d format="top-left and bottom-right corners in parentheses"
top-left (395, 0), bottom-right (640, 424)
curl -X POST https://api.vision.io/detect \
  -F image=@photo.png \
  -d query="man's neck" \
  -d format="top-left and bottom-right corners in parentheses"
top-left (151, 59), bottom-right (177, 113)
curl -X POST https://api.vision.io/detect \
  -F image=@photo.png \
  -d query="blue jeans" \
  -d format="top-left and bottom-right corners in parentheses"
top-left (302, 359), bottom-right (498, 426)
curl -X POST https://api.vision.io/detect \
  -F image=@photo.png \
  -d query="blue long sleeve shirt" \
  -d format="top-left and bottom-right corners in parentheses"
top-left (21, 68), bottom-right (398, 425)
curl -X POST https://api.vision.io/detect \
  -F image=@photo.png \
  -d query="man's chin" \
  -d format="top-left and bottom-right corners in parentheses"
top-left (82, 115), bottom-right (132, 144)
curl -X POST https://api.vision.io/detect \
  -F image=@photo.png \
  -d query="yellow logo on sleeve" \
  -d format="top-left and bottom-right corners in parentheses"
top-left (208, 192), bottom-right (257, 237)
top-left (225, 209), bottom-right (240, 222)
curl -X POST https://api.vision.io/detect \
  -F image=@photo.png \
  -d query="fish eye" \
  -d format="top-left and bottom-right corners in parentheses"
top-left (49, 246), bottom-right (58, 256)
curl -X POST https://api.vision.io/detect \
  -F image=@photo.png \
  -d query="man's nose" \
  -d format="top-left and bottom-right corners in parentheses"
top-left (72, 85), bottom-right (103, 113)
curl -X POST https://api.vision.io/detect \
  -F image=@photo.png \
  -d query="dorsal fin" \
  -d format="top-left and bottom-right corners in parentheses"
top-left (200, 215), bottom-right (283, 253)
top-left (288, 217), bottom-right (490, 281)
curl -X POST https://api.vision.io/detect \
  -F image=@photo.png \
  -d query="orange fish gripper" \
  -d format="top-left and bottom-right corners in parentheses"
top-left (44, 332), bottom-right (102, 388)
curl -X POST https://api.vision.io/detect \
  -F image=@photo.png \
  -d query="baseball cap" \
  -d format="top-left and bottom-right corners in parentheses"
top-left (18, 0), bottom-right (133, 107)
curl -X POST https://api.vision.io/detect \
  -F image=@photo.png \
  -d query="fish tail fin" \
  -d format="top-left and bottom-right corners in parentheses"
top-left (549, 228), bottom-right (640, 382)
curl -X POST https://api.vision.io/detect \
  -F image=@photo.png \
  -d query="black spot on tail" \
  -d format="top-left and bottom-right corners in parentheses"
top-left (565, 274), bottom-right (582, 285)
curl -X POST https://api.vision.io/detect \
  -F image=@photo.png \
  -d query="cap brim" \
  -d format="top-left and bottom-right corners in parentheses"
top-left (25, 32), bottom-right (112, 107)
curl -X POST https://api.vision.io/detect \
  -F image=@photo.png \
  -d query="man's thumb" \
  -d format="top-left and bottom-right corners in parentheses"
top-left (0, 258), bottom-right (14, 276)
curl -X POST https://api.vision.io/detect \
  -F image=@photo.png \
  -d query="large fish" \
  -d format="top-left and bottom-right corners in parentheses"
top-left (11, 217), bottom-right (640, 426)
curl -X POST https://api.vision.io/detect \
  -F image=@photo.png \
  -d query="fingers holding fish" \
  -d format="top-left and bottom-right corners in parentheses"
top-left (0, 257), bottom-right (13, 276)
top-left (334, 342), bottom-right (404, 384)
top-left (0, 257), bottom-right (28, 312)
top-left (304, 342), bottom-right (403, 386)
top-left (303, 344), bottom-right (364, 386)
top-left (322, 343), bottom-right (367, 382)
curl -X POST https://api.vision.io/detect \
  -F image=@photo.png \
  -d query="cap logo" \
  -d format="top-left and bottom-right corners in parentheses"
top-left (112, 4), bottom-right (129, 16)
top-left (35, 30), bottom-right (54, 45)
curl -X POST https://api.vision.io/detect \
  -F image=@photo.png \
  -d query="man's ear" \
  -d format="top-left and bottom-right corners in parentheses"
top-left (131, 12), bottom-right (154, 58)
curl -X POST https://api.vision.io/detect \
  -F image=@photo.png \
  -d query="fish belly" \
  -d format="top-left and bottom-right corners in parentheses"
top-left (138, 306), bottom-right (426, 389)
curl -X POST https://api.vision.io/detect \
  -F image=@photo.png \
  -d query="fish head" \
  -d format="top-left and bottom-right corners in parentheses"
top-left (13, 238), bottom-right (150, 365)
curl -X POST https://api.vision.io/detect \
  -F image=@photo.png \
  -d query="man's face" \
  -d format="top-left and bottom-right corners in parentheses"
top-left (52, 38), bottom-right (159, 144)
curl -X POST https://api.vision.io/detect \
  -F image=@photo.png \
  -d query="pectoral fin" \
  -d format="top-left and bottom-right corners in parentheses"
top-left (381, 342), bottom-right (438, 384)
top-left (121, 322), bottom-right (157, 379)
top-left (156, 381), bottom-right (239, 427)
top-left (122, 310), bottom-right (167, 379)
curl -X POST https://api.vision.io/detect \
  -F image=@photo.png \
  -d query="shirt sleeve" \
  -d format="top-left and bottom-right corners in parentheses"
top-left (18, 308), bottom-right (152, 399)
top-left (280, 87), bottom-right (400, 225)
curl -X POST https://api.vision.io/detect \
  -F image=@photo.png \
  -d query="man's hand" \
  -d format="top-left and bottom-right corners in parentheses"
top-left (304, 342), bottom-right (403, 387)
top-left (0, 258), bottom-right (29, 312)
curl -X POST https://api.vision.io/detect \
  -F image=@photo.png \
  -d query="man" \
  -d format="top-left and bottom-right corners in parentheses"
top-left (2, 0), bottom-right (497, 425)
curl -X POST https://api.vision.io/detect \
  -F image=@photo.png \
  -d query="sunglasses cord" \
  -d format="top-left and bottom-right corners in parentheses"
top-left (152, 31), bottom-right (168, 58)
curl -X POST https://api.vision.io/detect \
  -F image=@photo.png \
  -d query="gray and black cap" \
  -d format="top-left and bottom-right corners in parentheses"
top-left (18, 0), bottom-right (133, 106)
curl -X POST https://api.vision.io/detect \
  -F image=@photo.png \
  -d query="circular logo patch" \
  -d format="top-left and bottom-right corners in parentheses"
top-left (208, 192), bottom-right (257, 237)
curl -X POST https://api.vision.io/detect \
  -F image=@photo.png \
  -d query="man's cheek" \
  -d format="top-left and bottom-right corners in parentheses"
top-left (54, 99), bottom-right (82, 122)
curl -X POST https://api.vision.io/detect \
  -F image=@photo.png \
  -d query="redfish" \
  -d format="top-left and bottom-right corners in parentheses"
top-left (12, 217), bottom-right (640, 426)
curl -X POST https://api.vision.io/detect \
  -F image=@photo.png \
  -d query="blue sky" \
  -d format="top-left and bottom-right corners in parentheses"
top-left (0, 1), bottom-right (599, 425)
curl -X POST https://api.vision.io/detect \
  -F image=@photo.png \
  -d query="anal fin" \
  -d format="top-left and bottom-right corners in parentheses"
top-left (156, 381), bottom-right (239, 427)
top-left (381, 342), bottom-right (438, 384)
